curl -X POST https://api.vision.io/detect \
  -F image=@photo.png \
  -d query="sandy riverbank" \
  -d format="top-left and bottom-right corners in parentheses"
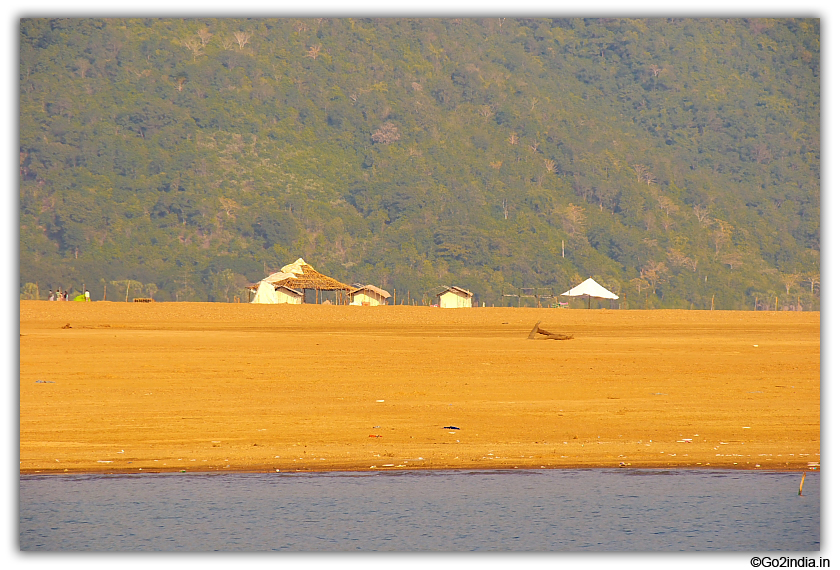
top-left (19, 301), bottom-right (819, 474)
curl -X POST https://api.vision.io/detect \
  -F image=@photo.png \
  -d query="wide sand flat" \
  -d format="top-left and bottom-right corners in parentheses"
top-left (19, 301), bottom-right (819, 474)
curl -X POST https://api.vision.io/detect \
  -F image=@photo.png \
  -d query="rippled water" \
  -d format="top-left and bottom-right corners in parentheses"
top-left (19, 469), bottom-right (819, 551)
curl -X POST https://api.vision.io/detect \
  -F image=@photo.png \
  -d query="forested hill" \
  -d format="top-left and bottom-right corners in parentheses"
top-left (19, 18), bottom-right (820, 309)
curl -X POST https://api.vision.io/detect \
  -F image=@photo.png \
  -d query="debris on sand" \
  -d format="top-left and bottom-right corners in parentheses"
top-left (61, 323), bottom-right (72, 329)
top-left (443, 426), bottom-right (460, 430)
top-left (527, 321), bottom-right (573, 341)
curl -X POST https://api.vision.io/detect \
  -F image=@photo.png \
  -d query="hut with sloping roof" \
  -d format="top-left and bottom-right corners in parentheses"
top-left (436, 286), bottom-right (473, 308)
top-left (349, 285), bottom-right (392, 306)
top-left (247, 258), bottom-right (352, 304)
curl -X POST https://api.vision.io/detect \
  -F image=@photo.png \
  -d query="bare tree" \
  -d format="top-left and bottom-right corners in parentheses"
top-left (693, 204), bottom-right (712, 227)
top-left (657, 195), bottom-right (678, 230)
top-left (233, 31), bottom-right (252, 50)
top-left (712, 219), bottom-right (733, 258)
top-left (544, 159), bottom-right (557, 174)
top-left (641, 260), bottom-right (668, 294)
top-left (632, 163), bottom-right (649, 183)
top-left (563, 203), bottom-right (586, 236)
top-left (720, 252), bottom-right (743, 270)
top-left (306, 44), bottom-right (322, 59)
top-left (650, 64), bottom-right (664, 91)
top-left (508, 132), bottom-right (519, 145)
top-left (197, 28), bottom-right (213, 47)
top-left (478, 105), bottom-right (494, 122)
top-left (182, 38), bottom-right (204, 61)
top-left (805, 272), bottom-right (820, 294)
top-left (667, 248), bottom-right (693, 270)
top-left (372, 122), bottom-right (400, 144)
top-left (629, 277), bottom-right (650, 295)
top-left (529, 140), bottom-right (540, 153)
top-left (780, 272), bottom-right (801, 294)
top-left (656, 195), bottom-right (678, 215)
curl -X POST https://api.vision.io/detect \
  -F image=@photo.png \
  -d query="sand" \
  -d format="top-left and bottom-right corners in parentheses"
top-left (19, 301), bottom-right (820, 474)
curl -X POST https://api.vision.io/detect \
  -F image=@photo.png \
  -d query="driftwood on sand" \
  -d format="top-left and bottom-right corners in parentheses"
top-left (527, 321), bottom-right (573, 341)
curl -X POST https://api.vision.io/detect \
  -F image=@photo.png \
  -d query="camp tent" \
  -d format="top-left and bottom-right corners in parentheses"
top-left (247, 258), bottom-right (352, 304)
top-left (561, 278), bottom-right (618, 308)
top-left (251, 280), bottom-right (280, 304)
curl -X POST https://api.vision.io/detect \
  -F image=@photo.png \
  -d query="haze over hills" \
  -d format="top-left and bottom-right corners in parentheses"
top-left (19, 17), bottom-right (820, 309)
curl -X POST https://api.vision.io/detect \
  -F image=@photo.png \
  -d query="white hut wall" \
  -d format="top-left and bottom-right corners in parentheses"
top-left (277, 289), bottom-right (302, 304)
top-left (351, 291), bottom-right (384, 306)
top-left (439, 291), bottom-right (471, 308)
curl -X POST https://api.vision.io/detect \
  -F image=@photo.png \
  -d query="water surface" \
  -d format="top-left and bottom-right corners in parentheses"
top-left (19, 469), bottom-right (819, 551)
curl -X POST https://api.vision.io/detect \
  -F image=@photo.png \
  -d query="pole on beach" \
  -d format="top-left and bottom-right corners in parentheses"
top-left (799, 472), bottom-right (806, 496)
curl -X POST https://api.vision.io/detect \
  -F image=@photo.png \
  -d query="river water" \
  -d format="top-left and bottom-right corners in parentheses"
top-left (19, 469), bottom-right (819, 551)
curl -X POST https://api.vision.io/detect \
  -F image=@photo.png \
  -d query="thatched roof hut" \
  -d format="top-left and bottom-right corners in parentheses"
top-left (277, 259), bottom-right (352, 291)
top-left (247, 258), bottom-right (351, 303)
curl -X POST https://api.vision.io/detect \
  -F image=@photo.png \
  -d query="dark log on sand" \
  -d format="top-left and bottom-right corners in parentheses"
top-left (527, 321), bottom-right (573, 341)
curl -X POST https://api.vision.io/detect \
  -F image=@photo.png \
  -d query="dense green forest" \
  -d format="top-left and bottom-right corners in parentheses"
top-left (19, 17), bottom-right (820, 309)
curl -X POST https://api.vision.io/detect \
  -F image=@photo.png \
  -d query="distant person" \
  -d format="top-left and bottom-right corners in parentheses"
top-left (63, 291), bottom-right (68, 301)
top-left (48, 290), bottom-right (55, 301)
top-left (85, 290), bottom-right (90, 302)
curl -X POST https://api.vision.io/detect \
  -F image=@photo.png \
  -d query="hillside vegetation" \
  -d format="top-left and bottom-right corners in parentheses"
top-left (19, 17), bottom-right (820, 309)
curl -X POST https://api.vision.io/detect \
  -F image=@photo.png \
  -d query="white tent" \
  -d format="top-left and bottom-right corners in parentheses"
top-left (280, 258), bottom-right (307, 275)
top-left (561, 278), bottom-right (618, 308)
top-left (263, 270), bottom-right (297, 284)
top-left (251, 280), bottom-right (280, 304)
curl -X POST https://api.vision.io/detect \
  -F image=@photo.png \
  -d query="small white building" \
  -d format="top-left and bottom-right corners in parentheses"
top-left (349, 285), bottom-right (391, 306)
top-left (437, 286), bottom-right (473, 308)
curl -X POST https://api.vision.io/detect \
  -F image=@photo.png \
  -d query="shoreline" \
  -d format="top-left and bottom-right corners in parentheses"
top-left (21, 464), bottom-right (819, 476)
